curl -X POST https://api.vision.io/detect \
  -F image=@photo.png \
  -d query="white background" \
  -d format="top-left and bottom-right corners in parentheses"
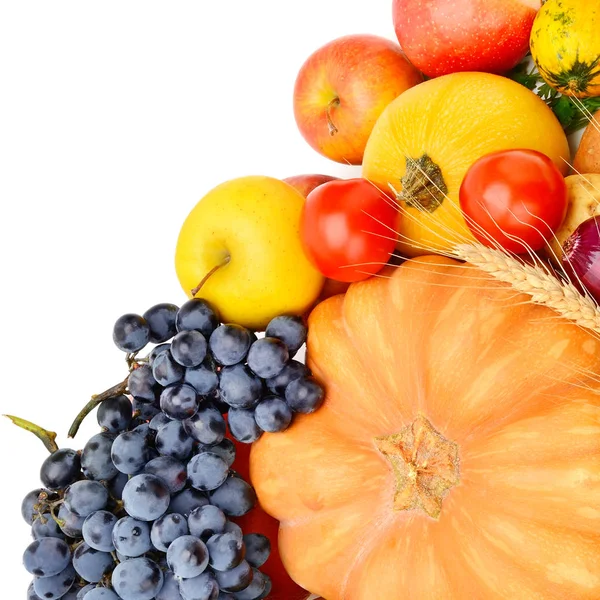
top-left (0, 1), bottom-right (392, 596)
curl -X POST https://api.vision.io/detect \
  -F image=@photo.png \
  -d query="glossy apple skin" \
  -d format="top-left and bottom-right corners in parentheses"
top-left (283, 174), bottom-right (338, 198)
top-left (293, 34), bottom-right (423, 165)
top-left (392, 0), bottom-right (541, 77)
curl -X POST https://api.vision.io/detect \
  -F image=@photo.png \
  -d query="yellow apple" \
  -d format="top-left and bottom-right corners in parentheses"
top-left (175, 175), bottom-right (324, 330)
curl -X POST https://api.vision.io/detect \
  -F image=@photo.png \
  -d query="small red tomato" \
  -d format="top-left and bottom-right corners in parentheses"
top-left (459, 149), bottom-right (568, 254)
top-left (300, 178), bottom-right (397, 282)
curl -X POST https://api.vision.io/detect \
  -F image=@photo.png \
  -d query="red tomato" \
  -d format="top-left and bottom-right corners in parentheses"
top-left (459, 149), bottom-right (568, 254)
top-left (300, 178), bottom-right (398, 282)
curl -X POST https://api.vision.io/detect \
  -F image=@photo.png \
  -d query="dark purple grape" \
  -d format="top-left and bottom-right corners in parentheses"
top-left (144, 456), bottom-right (187, 494)
top-left (97, 395), bottom-right (133, 433)
top-left (82, 510), bottom-right (117, 552)
top-left (224, 520), bottom-right (243, 537)
top-left (155, 570), bottom-right (183, 600)
top-left (143, 303), bottom-right (179, 343)
top-left (171, 330), bottom-right (208, 367)
top-left (227, 408), bottom-right (261, 444)
top-left (218, 593), bottom-right (235, 600)
top-left (256, 574), bottom-right (271, 600)
top-left (254, 396), bottom-right (292, 433)
top-left (122, 474), bottom-right (170, 521)
top-left (265, 315), bottom-right (307, 356)
top-left (184, 357), bottom-right (219, 396)
top-left (160, 383), bottom-right (199, 420)
top-left (205, 530), bottom-right (244, 571)
top-left (33, 563), bottom-right (76, 599)
top-left (112, 516), bottom-right (152, 557)
top-left (64, 480), bottom-right (109, 518)
top-left (111, 557), bottom-right (164, 600)
top-left (219, 364), bottom-right (263, 408)
top-left (178, 571), bottom-right (219, 600)
top-left (149, 343), bottom-right (171, 365)
top-left (215, 560), bottom-right (253, 592)
top-left (152, 350), bottom-right (185, 387)
top-left (243, 534), bottom-right (270, 568)
top-left (27, 581), bottom-right (42, 600)
top-left (32, 513), bottom-right (65, 540)
top-left (233, 569), bottom-right (268, 599)
top-left (132, 399), bottom-right (161, 422)
top-left (265, 360), bottom-right (309, 396)
top-left (184, 406), bottom-right (226, 445)
top-left (82, 432), bottom-right (118, 481)
top-left (72, 542), bottom-right (114, 583)
top-left (176, 298), bottom-right (219, 337)
top-left (198, 438), bottom-right (236, 467)
top-left (247, 337), bottom-right (289, 379)
top-left (113, 314), bottom-right (150, 353)
top-left (149, 412), bottom-right (172, 432)
top-left (188, 505), bottom-right (227, 541)
top-left (57, 504), bottom-right (86, 537)
top-left (83, 589), bottom-right (120, 600)
top-left (111, 430), bottom-right (150, 475)
top-left (150, 513), bottom-right (189, 551)
top-left (209, 325), bottom-right (252, 366)
top-left (187, 453), bottom-right (229, 492)
top-left (76, 583), bottom-right (97, 599)
top-left (128, 365), bottom-right (159, 403)
top-left (22, 489), bottom-right (49, 525)
top-left (285, 376), bottom-right (325, 413)
top-left (156, 420), bottom-right (194, 460)
top-left (23, 537), bottom-right (71, 577)
top-left (40, 448), bottom-right (81, 491)
top-left (209, 474), bottom-right (257, 517)
top-left (107, 472), bottom-right (129, 501)
top-left (168, 488), bottom-right (209, 518)
top-left (166, 535), bottom-right (209, 578)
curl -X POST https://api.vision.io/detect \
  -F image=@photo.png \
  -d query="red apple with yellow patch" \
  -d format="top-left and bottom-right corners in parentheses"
top-left (283, 174), bottom-right (338, 198)
top-left (392, 0), bottom-right (541, 77)
top-left (293, 34), bottom-right (423, 165)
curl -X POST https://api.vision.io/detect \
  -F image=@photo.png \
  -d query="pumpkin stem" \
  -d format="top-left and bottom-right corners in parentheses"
top-left (375, 415), bottom-right (460, 519)
top-left (399, 154), bottom-right (448, 214)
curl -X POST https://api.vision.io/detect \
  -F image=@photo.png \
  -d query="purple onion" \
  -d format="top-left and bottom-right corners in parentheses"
top-left (562, 216), bottom-right (600, 300)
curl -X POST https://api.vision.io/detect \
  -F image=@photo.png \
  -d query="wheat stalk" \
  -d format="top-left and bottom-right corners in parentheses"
top-left (452, 242), bottom-right (600, 335)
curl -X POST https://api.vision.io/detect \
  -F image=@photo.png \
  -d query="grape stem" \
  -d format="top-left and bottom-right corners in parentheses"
top-left (67, 377), bottom-right (129, 439)
top-left (4, 414), bottom-right (59, 453)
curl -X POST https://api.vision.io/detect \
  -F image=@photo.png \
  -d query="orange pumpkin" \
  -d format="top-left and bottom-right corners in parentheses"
top-left (251, 256), bottom-right (600, 599)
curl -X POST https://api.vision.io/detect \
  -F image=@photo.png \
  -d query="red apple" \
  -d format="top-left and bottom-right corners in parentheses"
top-left (293, 34), bottom-right (423, 165)
top-left (283, 174), bottom-right (338, 198)
top-left (392, 0), bottom-right (541, 77)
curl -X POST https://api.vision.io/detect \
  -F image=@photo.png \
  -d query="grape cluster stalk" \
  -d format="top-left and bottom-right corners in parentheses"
top-left (15, 297), bottom-right (325, 600)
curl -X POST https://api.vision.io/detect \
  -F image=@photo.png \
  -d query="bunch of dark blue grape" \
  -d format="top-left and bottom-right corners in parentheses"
top-left (21, 298), bottom-right (324, 599)
top-left (115, 298), bottom-right (324, 443)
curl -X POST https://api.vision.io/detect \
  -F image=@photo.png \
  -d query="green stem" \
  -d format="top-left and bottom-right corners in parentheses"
top-left (67, 377), bottom-right (129, 439)
top-left (4, 415), bottom-right (59, 453)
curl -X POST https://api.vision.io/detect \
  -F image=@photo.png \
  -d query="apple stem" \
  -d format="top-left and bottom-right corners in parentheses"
top-left (4, 414), bottom-right (59, 453)
top-left (67, 377), bottom-right (129, 439)
top-left (326, 97), bottom-right (340, 136)
top-left (190, 255), bottom-right (231, 297)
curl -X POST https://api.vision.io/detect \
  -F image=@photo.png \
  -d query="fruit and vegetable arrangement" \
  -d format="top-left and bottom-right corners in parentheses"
top-left (10, 0), bottom-right (600, 598)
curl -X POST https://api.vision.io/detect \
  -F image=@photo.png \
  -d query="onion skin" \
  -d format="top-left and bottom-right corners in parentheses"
top-left (562, 216), bottom-right (600, 300)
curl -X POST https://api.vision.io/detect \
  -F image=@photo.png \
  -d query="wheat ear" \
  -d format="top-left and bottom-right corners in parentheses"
top-left (453, 243), bottom-right (600, 335)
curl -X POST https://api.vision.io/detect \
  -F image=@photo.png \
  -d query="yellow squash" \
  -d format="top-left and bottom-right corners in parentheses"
top-left (531, 0), bottom-right (600, 98)
top-left (362, 72), bottom-right (570, 257)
